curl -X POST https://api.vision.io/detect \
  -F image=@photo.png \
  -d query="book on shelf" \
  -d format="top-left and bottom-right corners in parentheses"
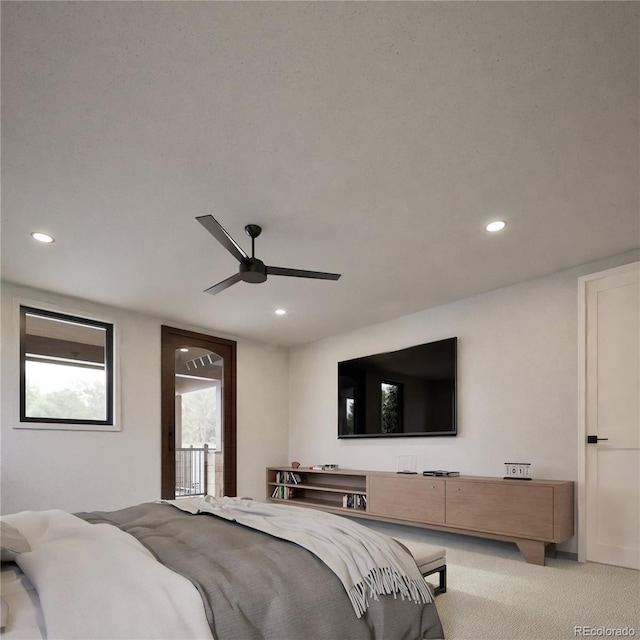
top-left (271, 486), bottom-right (295, 499)
top-left (342, 493), bottom-right (367, 510)
top-left (274, 471), bottom-right (302, 485)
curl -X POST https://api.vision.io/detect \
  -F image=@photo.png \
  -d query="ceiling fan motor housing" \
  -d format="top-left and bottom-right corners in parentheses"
top-left (240, 258), bottom-right (268, 283)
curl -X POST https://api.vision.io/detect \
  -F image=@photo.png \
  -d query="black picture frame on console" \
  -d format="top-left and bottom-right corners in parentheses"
top-left (338, 337), bottom-right (457, 438)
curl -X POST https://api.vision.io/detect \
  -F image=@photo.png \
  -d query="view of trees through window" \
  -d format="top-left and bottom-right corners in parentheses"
top-left (25, 361), bottom-right (106, 421)
top-left (345, 398), bottom-right (355, 434)
top-left (381, 382), bottom-right (400, 433)
top-left (181, 387), bottom-right (217, 449)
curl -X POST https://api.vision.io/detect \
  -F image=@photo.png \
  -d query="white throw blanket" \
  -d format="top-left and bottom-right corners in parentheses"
top-left (2, 510), bottom-right (214, 640)
top-left (163, 496), bottom-right (433, 617)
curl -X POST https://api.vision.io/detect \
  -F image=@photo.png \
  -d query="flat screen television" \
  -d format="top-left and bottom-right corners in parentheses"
top-left (338, 337), bottom-right (457, 438)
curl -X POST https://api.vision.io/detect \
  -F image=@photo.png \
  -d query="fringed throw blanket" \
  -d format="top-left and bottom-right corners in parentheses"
top-left (164, 496), bottom-right (433, 617)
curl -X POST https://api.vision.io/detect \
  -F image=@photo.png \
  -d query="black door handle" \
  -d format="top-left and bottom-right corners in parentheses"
top-left (587, 435), bottom-right (609, 444)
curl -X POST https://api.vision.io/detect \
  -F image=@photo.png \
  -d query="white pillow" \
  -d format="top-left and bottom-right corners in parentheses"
top-left (0, 520), bottom-right (30, 561)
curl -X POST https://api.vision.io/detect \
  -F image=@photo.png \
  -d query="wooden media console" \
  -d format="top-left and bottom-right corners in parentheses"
top-left (266, 467), bottom-right (574, 565)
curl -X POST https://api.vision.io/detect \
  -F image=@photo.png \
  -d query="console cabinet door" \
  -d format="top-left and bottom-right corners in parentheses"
top-left (368, 476), bottom-right (445, 524)
top-left (446, 481), bottom-right (554, 539)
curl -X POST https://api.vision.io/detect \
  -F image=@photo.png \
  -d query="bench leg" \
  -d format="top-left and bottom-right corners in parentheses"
top-left (424, 565), bottom-right (447, 595)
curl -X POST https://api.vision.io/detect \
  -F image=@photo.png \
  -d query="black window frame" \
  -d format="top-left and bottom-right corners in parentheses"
top-left (19, 305), bottom-right (115, 425)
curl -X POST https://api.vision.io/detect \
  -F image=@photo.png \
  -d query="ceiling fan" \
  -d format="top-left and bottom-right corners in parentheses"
top-left (196, 215), bottom-right (341, 295)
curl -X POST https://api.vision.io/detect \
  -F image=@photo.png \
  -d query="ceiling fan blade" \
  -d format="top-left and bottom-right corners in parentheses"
top-left (267, 266), bottom-right (341, 281)
top-left (196, 215), bottom-right (249, 263)
top-left (203, 272), bottom-right (243, 295)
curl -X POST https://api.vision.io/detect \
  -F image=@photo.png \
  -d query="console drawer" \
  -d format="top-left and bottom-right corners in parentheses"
top-left (445, 481), bottom-right (554, 539)
top-left (368, 475), bottom-right (445, 524)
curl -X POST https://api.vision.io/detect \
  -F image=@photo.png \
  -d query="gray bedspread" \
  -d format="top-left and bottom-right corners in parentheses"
top-left (77, 502), bottom-right (444, 640)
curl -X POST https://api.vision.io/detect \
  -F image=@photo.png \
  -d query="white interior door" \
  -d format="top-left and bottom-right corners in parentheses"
top-left (581, 262), bottom-right (639, 569)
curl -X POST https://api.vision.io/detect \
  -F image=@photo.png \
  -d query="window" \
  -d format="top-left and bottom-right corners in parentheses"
top-left (20, 306), bottom-right (114, 426)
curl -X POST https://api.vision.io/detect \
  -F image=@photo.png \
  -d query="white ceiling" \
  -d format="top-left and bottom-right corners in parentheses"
top-left (2, 2), bottom-right (638, 347)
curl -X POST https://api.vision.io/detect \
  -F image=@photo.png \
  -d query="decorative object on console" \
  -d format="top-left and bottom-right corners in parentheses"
top-left (322, 464), bottom-right (339, 470)
top-left (423, 470), bottom-right (460, 477)
top-left (504, 463), bottom-right (532, 480)
top-left (397, 455), bottom-right (417, 474)
top-left (291, 461), bottom-right (301, 468)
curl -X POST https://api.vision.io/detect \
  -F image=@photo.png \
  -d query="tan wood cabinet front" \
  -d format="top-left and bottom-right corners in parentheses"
top-left (445, 480), bottom-right (554, 539)
top-left (368, 475), bottom-right (445, 524)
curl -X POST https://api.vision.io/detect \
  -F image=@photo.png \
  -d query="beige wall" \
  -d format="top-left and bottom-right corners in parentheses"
top-left (0, 282), bottom-right (289, 514)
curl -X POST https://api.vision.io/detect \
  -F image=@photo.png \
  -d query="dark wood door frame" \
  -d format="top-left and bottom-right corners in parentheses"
top-left (161, 325), bottom-right (237, 499)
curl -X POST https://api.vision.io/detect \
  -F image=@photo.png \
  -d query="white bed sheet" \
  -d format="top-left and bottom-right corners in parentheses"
top-left (1, 563), bottom-right (45, 639)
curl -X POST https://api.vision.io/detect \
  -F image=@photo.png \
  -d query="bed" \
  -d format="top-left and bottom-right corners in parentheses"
top-left (1, 497), bottom-right (444, 640)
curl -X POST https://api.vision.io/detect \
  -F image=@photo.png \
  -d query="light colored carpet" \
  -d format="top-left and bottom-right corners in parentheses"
top-left (357, 519), bottom-right (640, 640)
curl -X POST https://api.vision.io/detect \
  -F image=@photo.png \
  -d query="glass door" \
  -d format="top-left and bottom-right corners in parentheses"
top-left (175, 346), bottom-right (220, 497)
top-left (161, 326), bottom-right (236, 499)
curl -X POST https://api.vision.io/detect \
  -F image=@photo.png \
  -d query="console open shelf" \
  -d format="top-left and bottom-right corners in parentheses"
top-left (266, 467), bottom-right (368, 512)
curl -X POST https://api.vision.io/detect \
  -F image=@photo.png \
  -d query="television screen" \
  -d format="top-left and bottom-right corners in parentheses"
top-left (338, 337), bottom-right (457, 438)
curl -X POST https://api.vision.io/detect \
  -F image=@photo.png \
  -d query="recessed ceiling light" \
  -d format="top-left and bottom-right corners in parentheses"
top-left (485, 220), bottom-right (507, 233)
top-left (31, 231), bottom-right (55, 243)
top-left (179, 348), bottom-right (189, 352)
top-left (275, 309), bottom-right (287, 316)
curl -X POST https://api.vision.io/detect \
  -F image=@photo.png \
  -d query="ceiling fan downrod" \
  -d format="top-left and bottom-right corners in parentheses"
top-left (244, 224), bottom-right (262, 258)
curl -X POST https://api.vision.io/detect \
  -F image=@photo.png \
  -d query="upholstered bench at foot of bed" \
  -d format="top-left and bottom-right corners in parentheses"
top-left (396, 540), bottom-right (447, 596)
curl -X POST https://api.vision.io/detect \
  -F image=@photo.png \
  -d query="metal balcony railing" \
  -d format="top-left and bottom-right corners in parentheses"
top-left (175, 444), bottom-right (209, 497)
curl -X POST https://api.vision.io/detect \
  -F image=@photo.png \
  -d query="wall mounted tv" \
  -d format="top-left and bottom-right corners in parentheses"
top-left (338, 337), bottom-right (457, 438)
